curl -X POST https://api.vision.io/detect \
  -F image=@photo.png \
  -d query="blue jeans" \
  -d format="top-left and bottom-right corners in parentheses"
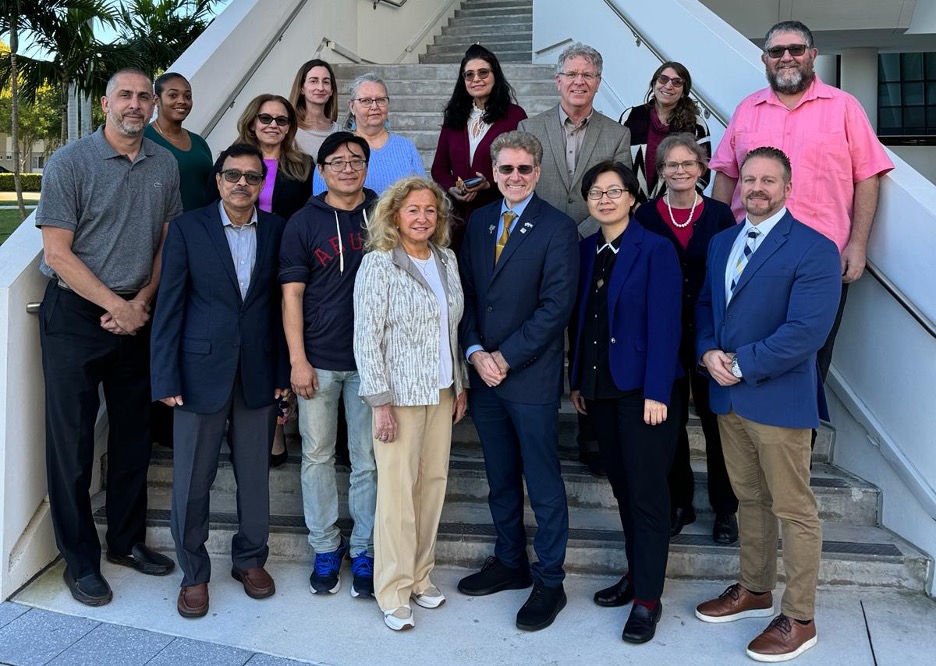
top-left (297, 369), bottom-right (375, 556)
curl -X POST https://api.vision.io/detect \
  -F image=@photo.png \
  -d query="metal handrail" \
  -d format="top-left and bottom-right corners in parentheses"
top-left (865, 260), bottom-right (936, 340)
top-left (201, 0), bottom-right (309, 138)
top-left (601, 0), bottom-right (728, 127)
top-left (373, 0), bottom-right (407, 7)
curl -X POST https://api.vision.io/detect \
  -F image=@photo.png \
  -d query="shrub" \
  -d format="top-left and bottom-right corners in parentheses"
top-left (0, 173), bottom-right (42, 191)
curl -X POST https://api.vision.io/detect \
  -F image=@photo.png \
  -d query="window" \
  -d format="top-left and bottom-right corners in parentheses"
top-left (878, 53), bottom-right (936, 136)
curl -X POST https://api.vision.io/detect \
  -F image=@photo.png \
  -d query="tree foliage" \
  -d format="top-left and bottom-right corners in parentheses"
top-left (117, 0), bottom-right (220, 78)
top-left (0, 83), bottom-right (61, 168)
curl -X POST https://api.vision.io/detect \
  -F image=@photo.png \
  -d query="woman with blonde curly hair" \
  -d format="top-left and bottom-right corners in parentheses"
top-left (353, 176), bottom-right (468, 631)
top-left (234, 93), bottom-right (313, 221)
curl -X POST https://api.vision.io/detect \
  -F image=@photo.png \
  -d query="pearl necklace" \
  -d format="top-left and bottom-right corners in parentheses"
top-left (665, 192), bottom-right (699, 229)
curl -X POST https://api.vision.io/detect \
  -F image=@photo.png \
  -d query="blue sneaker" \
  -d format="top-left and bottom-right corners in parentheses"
top-left (309, 536), bottom-right (348, 594)
top-left (350, 551), bottom-right (374, 598)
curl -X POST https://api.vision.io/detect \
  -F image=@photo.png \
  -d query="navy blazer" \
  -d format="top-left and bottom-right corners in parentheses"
top-left (459, 193), bottom-right (579, 404)
top-left (695, 211), bottom-right (841, 429)
top-left (569, 221), bottom-right (683, 404)
top-left (151, 203), bottom-right (290, 414)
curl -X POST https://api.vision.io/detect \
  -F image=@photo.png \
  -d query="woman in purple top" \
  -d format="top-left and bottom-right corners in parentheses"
top-left (431, 44), bottom-right (527, 252)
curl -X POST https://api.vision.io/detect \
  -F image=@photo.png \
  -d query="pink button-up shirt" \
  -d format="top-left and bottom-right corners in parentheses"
top-left (710, 76), bottom-right (893, 251)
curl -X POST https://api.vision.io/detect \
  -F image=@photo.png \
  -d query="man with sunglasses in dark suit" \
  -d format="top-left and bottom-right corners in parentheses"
top-left (457, 130), bottom-right (579, 632)
top-left (151, 142), bottom-right (290, 618)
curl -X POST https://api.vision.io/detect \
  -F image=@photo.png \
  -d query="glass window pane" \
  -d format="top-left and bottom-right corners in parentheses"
top-left (879, 54), bottom-right (901, 82)
top-left (878, 107), bottom-right (901, 131)
top-left (879, 82), bottom-right (902, 106)
top-left (927, 107), bottom-right (936, 133)
top-left (903, 81), bottom-right (925, 106)
top-left (927, 84), bottom-right (936, 105)
top-left (903, 106), bottom-right (925, 132)
top-left (902, 53), bottom-right (924, 81)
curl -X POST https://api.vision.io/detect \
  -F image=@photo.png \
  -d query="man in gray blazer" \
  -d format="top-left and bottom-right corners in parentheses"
top-left (519, 42), bottom-right (632, 238)
top-left (519, 43), bottom-right (631, 474)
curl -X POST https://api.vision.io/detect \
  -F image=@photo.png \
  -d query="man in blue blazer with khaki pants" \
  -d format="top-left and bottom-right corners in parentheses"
top-left (457, 131), bottom-right (579, 631)
top-left (693, 147), bottom-right (841, 663)
top-left (151, 143), bottom-right (290, 618)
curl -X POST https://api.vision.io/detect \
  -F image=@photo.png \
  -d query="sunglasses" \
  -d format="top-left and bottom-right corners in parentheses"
top-left (765, 44), bottom-right (808, 59)
top-left (463, 68), bottom-right (492, 81)
top-left (495, 164), bottom-right (535, 175)
top-left (221, 169), bottom-right (264, 185)
top-left (256, 113), bottom-right (290, 127)
top-left (656, 74), bottom-right (685, 88)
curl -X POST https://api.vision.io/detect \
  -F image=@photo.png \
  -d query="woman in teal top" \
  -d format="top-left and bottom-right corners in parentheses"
top-left (145, 72), bottom-right (214, 212)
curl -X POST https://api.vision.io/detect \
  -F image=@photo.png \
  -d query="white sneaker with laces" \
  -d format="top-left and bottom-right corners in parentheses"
top-left (412, 585), bottom-right (446, 609)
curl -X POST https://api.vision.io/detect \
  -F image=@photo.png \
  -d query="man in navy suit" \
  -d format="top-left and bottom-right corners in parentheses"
top-left (151, 143), bottom-right (290, 618)
top-left (457, 130), bottom-right (579, 631)
top-left (693, 147), bottom-right (841, 662)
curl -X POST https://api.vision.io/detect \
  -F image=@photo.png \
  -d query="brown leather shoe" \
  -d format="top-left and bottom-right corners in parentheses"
top-left (695, 583), bottom-right (774, 623)
top-left (747, 614), bottom-right (817, 662)
top-left (231, 566), bottom-right (275, 599)
top-left (177, 583), bottom-right (208, 618)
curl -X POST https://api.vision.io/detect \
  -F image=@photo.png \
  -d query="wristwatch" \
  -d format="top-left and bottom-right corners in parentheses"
top-left (730, 357), bottom-right (743, 379)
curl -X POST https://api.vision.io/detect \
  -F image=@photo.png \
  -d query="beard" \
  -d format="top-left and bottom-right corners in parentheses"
top-left (767, 62), bottom-right (815, 95)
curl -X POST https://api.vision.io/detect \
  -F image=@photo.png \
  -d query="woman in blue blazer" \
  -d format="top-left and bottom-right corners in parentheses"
top-left (569, 161), bottom-right (682, 644)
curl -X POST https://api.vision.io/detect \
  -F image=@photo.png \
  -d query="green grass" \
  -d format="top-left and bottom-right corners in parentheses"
top-left (0, 208), bottom-right (35, 246)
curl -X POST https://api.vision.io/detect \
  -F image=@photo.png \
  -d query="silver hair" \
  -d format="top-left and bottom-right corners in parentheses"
top-left (490, 130), bottom-right (543, 166)
top-left (764, 21), bottom-right (814, 50)
top-left (348, 72), bottom-right (388, 99)
top-left (556, 42), bottom-right (603, 77)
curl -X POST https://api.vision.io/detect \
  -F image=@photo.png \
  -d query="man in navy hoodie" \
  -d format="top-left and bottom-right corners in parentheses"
top-left (280, 132), bottom-right (379, 598)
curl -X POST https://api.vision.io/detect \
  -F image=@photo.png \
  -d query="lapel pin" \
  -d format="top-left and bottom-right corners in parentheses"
top-left (488, 225), bottom-right (496, 234)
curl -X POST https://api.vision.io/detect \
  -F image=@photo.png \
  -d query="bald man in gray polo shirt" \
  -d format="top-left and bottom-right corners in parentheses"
top-left (36, 68), bottom-right (183, 606)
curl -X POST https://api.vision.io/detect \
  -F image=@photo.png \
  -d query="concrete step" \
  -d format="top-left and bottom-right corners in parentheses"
top-left (425, 42), bottom-right (531, 56)
top-left (432, 33), bottom-right (532, 48)
top-left (421, 52), bottom-right (532, 64)
top-left (448, 13), bottom-right (535, 28)
top-left (330, 63), bottom-right (554, 81)
top-left (338, 78), bottom-right (556, 98)
top-left (454, 7), bottom-right (533, 19)
top-left (96, 486), bottom-right (928, 590)
top-left (458, 0), bottom-right (532, 8)
top-left (441, 22), bottom-right (532, 38)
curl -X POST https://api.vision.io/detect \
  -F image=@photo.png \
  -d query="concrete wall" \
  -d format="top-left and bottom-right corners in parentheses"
top-left (891, 144), bottom-right (936, 184)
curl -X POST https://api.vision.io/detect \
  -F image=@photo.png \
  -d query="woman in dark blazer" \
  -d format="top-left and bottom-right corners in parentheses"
top-left (431, 44), bottom-right (527, 251)
top-left (634, 133), bottom-right (738, 543)
top-left (569, 161), bottom-right (682, 644)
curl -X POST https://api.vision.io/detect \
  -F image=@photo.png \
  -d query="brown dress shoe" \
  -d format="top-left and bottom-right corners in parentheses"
top-left (177, 583), bottom-right (209, 618)
top-left (232, 566), bottom-right (275, 599)
top-left (747, 614), bottom-right (817, 662)
top-left (695, 583), bottom-right (774, 623)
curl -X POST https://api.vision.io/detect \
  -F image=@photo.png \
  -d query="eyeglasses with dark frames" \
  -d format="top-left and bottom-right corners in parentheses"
top-left (352, 97), bottom-right (389, 108)
top-left (463, 68), bottom-right (492, 81)
top-left (495, 164), bottom-right (535, 175)
top-left (321, 158), bottom-right (368, 172)
top-left (256, 113), bottom-right (290, 127)
top-left (587, 187), bottom-right (627, 200)
top-left (221, 169), bottom-right (264, 185)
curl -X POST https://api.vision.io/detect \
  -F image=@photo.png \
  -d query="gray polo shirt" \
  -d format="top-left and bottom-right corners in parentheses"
top-left (36, 127), bottom-right (183, 292)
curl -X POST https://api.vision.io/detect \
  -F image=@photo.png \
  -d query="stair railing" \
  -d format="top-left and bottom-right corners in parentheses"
top-left (373, 0), bottom-right (408, 7)
top-left (391, 0), bottom-right (461, 63)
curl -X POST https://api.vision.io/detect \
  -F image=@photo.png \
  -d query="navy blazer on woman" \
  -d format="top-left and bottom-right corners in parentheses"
top-left (459, 193), bottom-right (579, 404)
top-left (569, 220), bottom-right (683, 404)
top-left (151, 203), bottom-right (290, 414)
top-left (635, 195), bottom-right (736, 369)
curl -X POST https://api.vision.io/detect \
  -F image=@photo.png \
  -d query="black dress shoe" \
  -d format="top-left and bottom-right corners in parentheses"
top-left (516, 581), bottom-right (566, 631)
top-left (270, 449), bottom-right (289, 468)
top-left (63, 567), bottom-right (112, 606)
top-left (457, 556), bottom-right (532, 596)
top-left (106, 543), bottom-right (175, 576)
top-left (622, 601), bottom-right (662, 643)
top-left (594, 574), bottom-right (635, 607)
top-left (713, 512), bottom-right (739, 544)
top-left (670, 506), bottom-right (697, 537)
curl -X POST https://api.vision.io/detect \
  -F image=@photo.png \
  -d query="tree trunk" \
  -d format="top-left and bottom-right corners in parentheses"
top-left (9, 0), bottom-right (27, 219)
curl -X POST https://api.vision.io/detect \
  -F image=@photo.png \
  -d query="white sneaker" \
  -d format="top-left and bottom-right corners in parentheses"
top-left (384, 606), bottom-right (415, 631)
top-left (412, 585), bottom-right (446, 609)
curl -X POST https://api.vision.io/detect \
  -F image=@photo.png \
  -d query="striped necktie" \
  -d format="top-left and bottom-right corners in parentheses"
top-left (730, 229), bottom-right (761, 293)
top-left (495, 211), bottom-right (517, 264)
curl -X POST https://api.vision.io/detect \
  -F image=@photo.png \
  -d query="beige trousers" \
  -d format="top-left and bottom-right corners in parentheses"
top-left (373, 389), bottom-right (454, 612)
top-left (718, 411), bottom-right (821, 621)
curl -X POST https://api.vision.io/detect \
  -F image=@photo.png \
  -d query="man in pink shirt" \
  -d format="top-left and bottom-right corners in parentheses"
top-left (710, 20), bottom-right (893, 381)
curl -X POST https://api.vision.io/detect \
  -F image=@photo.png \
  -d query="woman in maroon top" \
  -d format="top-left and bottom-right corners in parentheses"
top-left (431, 44), bottom-right (527, 252)
top-left (634, 133), bottom-right (738, 544)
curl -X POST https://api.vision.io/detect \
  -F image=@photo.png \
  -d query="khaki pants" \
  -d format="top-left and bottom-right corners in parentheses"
top-left (718, 411), bottom-right (821, 621)
top-left (373, 389), bottom-right (454, 611)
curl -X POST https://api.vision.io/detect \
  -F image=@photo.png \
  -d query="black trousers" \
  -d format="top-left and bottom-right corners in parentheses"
top-left (667, 367), bottom-right (738, 515)
top-left (39, 281), bottom-right (152, 578)
top-left (589, 387), bottom-right (680, 602)
top-left (817, 282), bottom-right (849, 383)
top-left (171, 374), bottom-right (275, 586)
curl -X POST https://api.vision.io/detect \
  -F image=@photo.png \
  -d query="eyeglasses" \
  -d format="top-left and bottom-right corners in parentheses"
top-left (558, 71), bottom-right (599, 82)
top-left (463, 68), bottom-right (492, 81)
top-left (587, 187), bottom-right (627, 200)
top-left (352, 96), bottom-right (389, 108)
top-left (221, 169), bottom-right (264, 185)
top-left (662, 160), bottom-right (702, 172)
top-left (321, 158), bottom-right (367, 172)
top-left (656, 74), bottom-right (685, 88)
top-left (256, 113), bottom-right (289, 127)
top-left (765, 44), bottom-right (808, 59)
top-left (495, 164), bottom-right (535, 175)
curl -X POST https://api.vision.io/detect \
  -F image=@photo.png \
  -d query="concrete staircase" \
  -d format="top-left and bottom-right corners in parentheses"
top-left (420, 0), bottom-right (534, 64)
